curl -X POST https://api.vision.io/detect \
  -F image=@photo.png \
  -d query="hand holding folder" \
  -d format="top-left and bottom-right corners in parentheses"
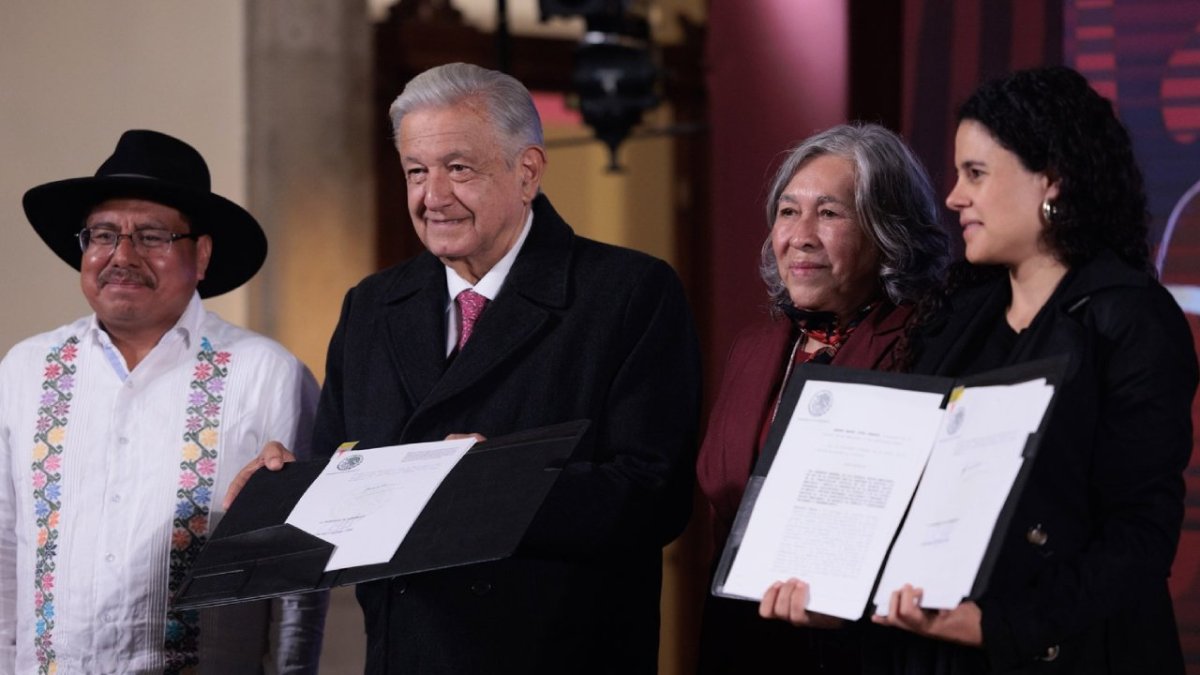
top-left (173, 420), bottom-right (589, 610)
top-left (712, 359), bottom-right (1065, 621)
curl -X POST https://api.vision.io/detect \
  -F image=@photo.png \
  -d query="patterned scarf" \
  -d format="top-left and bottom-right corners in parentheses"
top-left (780, 300), bottom-right (878, 361)
top-left (758, 300), bottom-right (880, 448)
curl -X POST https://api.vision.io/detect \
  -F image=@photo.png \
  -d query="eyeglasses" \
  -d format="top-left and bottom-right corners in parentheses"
top-left (78, 227), bottom-right (200, 256)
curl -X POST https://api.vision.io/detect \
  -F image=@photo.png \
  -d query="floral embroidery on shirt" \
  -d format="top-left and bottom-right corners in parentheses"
top-left (164, 337), bottom-right (229, 673)
top-left (31, 337), bottom-right (78, 675)
top-left (28, 335), bottom-right (232, 672)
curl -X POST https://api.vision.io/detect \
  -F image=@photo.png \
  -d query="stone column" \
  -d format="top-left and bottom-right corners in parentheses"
top-left (246, 0), bottom-right (375, 378)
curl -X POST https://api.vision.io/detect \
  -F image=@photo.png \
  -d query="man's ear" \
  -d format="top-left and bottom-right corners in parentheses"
top-left (518, 146), bottom-right (547, 203)
top-left (195, 234), bottom-right (213, 281)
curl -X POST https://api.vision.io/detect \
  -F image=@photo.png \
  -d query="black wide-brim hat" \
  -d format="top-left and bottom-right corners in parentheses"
top-left (22, 129), bottom-right (267, 298)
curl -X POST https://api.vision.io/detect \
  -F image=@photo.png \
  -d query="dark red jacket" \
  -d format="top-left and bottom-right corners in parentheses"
top-left (697, 302), bottom-right (913, 551)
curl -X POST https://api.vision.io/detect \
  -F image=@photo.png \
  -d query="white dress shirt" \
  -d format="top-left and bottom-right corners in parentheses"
top-left (0, 294), bottom-right (324, 674)
top-left (443, 210), bottom-right (533, 356)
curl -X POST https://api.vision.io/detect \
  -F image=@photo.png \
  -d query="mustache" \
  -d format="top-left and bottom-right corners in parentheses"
top-left (98, 267), bottom-right (156, 289)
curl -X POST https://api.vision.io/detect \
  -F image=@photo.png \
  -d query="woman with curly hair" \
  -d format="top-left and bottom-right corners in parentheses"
top-left (861, 66), bottom-right (1198, 673)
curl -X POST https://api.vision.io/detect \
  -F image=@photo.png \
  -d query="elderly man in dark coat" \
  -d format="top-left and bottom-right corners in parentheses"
top-left (231, 62), bottom-right (701, 674)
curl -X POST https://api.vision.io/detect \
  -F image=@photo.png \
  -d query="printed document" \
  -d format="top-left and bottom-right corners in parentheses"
top-left (286, 438), bottom-right (475, 571)
top-left (721, 380), bottom-right (945, 619)
top-left (873, 379), bottom-right (1054, 610)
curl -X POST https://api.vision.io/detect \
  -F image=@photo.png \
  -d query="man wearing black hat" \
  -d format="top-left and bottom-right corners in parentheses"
top-left (0, 130), bottom-right (325, 674)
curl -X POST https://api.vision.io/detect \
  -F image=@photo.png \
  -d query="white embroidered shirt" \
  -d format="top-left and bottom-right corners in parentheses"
top-left (0, 294), bottom-right (323, 674)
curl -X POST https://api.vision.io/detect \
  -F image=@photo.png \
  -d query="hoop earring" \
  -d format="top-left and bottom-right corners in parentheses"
top-left (1041, 199), bottom-right (1058, 224)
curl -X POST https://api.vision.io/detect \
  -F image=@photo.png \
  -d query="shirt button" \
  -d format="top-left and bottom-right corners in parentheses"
top-left (125, 380), bottom-right (134, 388)
top-left (470, 581), bottom-right (493, 596)
top-left (118, 437), bottom-right (129, 445)
top-left (103, 612), bottom-right (115, 622)
top-left (105, 553), bottom-right (116, 562)
top-left (111, 494), bottom-right (121, 503)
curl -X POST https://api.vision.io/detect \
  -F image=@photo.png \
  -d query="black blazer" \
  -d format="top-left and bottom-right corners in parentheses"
top-left (312, 195), bottom-right (702, 674)
top-left (898, 251), bottom-right (1198, 674)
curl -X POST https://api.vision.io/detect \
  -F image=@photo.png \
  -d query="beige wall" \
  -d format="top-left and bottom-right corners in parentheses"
top-left (542, 109), bottom-right (677, 265)
top-left (244, 0), bottom-right (374, 382)
top-left (0, 1), bottom-right (248, 355)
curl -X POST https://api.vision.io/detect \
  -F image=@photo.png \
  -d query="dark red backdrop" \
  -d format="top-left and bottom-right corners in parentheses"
top-left (1064, 0), bottom-right (1200, 666)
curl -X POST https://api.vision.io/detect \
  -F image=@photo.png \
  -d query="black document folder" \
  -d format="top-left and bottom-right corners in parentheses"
top-left (174, 420), bottom-right (589, 609)
top-left (710, 358), bottom-right (1067, 617)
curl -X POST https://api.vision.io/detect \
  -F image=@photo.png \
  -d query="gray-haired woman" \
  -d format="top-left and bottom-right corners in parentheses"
top-left (697, 122), bottom-right (950, 674)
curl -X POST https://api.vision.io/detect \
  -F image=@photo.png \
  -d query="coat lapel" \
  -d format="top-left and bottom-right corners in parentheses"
top-left (382, 253), bottom-right (451, 409)
top-left (919, 252), bottom-right (1151, 377)
top-left (1010, 253), bottom-right (1145, 368)
top-left (410, 195), bottom-right (574, 415)
top-left (712, 319), bottom-right (792, 522)
top-left (833, 302), bottom-right (911, 370)
top-left (918, 280), bottom-right (1010, 377)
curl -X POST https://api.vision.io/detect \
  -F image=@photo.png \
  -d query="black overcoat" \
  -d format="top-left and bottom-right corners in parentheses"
top-left (311, 195), bottom-right (702, 674)
top-left (887, 251), bottom-right (1198, 674)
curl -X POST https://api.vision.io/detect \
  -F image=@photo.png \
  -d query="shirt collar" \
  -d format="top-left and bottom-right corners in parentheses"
top-left (88, 291), bottom-right (205, 352)
top-left (445, 209), bottom-right (534, 303)
top-left (176, 292), bottom-right (207, 347)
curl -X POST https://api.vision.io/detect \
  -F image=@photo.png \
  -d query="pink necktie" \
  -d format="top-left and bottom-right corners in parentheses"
top-left (456, 289), bottom-right (489, 350)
